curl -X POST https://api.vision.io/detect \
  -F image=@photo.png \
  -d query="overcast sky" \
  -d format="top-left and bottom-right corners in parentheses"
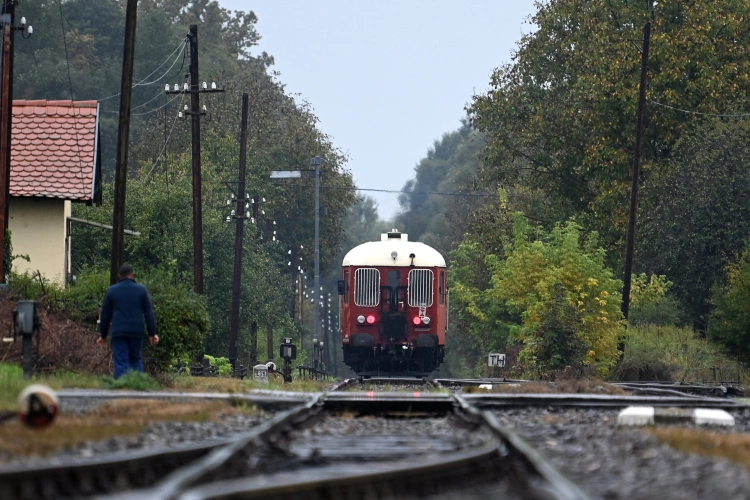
top-left (219, 0), bottom-right (537, 220)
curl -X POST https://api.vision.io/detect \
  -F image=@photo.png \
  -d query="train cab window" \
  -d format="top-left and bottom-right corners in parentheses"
top-left (344, 270), bottom-right (349, 304)
top-left (354, 268), bottom-right (380, 306)
top-left (439, 271), bottom-right (445, 305)
top-left (408, 269), bottom-right (434, 307)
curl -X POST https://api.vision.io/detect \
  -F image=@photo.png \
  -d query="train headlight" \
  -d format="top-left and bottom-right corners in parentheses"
top-left (357, 315), bottom-right (365, 324)
top-left (421, 316), bottom-right (431, 325)
top-left (366, 315), bottom-right (376, 324)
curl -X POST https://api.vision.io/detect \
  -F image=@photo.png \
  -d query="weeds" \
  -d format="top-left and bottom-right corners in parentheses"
top-left (102, 372), bottom-right (162, 391)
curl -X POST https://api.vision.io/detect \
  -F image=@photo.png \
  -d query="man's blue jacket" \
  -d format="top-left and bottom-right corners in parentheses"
top-left (99, 278), bottom-right (157, 339)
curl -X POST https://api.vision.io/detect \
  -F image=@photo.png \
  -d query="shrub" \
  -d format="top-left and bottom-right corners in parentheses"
top-left (58, 268), bottom-right (209, 373)
top-left (203, 355), bottom-right (233, 376)
top-left (710, 250), bottom-right (750, 365)
top-left (614, 325), bottom-right (736, 382)
top-left (140, 269), bottom-right (209, 373)
top-left (452, 214), bottom-right (625, 378)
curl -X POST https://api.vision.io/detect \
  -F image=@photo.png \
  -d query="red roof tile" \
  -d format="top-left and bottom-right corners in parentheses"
top-left (11, 100), bottom-right (99, 200)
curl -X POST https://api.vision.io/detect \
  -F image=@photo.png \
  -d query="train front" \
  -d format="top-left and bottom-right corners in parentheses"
top-left (338, 230), bottom-right (447, 376)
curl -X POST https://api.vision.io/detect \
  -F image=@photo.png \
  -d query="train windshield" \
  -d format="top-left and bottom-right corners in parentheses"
top-left (408, 269), bottom-right (434, 307)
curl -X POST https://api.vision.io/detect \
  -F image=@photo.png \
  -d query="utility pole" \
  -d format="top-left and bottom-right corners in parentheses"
top-left (621, 21), bottom-right (651, 321)
top-left (311, 156), bottom-right (325, 352)
top-left (165, 24), bottom-right (223, 294)
top-left (228, 93), bottom-right (249, 370)
top-left (0, 3), bottom-right (30, 281)
top-left (110, 0), bottom-right (138, 284)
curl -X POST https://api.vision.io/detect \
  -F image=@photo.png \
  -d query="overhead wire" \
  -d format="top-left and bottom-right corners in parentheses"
top-left (56, 0), bottom-right (88, 201)
top-left (142, 93), bottom-right (186, 179)
top-left (649, 99), bottom-right (750, 118)
top-left (98, 38), bottom-right (187, 102)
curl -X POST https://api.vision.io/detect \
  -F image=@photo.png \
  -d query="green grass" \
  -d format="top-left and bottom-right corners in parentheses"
top-left (0, 362), bottom-right (333, 411)
top-left (102, 371), bottom-right (162, 391)
top-left (0, 363), bottom-right (105, 410)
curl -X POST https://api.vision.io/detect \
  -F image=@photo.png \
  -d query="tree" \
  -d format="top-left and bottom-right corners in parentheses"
top-left (468, 0), bottom-right (750, 261)
top-left (639, 120), bottom-right (750, 328)
top-left (451, 214), bottom-right (625, 378)
top-left (709, 248), bottom-right (750, 366)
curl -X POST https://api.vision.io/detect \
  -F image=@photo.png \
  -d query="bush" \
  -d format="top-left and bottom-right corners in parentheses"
top-left (203, 355), bottom-right (233, 376)
top-left (710, 250), bottom-right (750, 365)
top-left (614, 325), bottom-right (736, 382)
top-left (140, 269), bottom-right (209, 373)
top-left (59, 268), bottom-right (209, 374)
top-left (452, 214), bottom-right (625, 378)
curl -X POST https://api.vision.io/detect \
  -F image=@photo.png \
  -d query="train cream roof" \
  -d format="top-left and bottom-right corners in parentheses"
top-left (342, 231), bottom-right (446, 267)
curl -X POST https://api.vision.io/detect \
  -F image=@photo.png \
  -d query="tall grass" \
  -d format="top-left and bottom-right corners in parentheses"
top-left (615, 325), bottom-right (742, 383)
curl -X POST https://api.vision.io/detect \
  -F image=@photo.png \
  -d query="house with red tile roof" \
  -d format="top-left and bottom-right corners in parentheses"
top-left (9, 99), bottom-right (102, 284)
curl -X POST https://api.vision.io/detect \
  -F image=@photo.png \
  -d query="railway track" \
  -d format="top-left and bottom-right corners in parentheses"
top-left (1, 389), bottom-right (592, 500)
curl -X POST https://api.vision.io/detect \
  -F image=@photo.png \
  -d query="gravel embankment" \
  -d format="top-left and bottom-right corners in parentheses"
top-left (496, 406), bottom-right (750, 500)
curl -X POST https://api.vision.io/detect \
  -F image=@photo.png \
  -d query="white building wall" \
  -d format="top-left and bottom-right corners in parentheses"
top-left (8, 197), bottom-right (69, 284)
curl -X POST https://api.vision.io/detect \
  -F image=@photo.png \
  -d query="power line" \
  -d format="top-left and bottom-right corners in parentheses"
top-left (142, 94), bottom-right (186, 179)
top-left (56, 0), bottom-right (88, 200)
top-left (97, 38), bottom-right (188, 102)
top-left (649, 99), bottom-right (750, 118)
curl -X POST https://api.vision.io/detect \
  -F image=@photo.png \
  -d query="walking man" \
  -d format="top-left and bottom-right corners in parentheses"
top-left (97, 264), bottom-right (159, 378)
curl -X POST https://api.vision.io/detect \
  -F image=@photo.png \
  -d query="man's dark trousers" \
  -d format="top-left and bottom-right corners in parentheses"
top-left (112, 335), bottom-right (145, 379)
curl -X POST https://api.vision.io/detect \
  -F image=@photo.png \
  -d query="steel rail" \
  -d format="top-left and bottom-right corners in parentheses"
top-left (0, 438), bottom-right (221, 500)
top-left (142, 394), bottom-right (324, 500)
top-left (174, 437), bottom-right (503, 500)
top-left (145, 393), bottom-right (594, 500)
top-left (453, 393), bottom-right (596, 500)
top-left (57, 389), bottom-right (315, 410)
top-left (0, 397), bottom-right (323, 500)
top-left (463, 392), bottom-right (749, 409)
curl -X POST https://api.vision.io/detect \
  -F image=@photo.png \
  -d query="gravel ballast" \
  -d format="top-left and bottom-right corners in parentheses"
top-left (496, 406), bottom-right (750, 499)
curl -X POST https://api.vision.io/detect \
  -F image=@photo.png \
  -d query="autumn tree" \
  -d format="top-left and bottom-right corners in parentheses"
top-left (469, 0), bottom-right (750, 261)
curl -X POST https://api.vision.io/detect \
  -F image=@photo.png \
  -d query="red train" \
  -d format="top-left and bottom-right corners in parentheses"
top-left (338, 230), bottom-right (447, 376)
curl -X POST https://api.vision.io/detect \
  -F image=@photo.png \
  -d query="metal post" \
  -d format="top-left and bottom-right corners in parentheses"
top-left (229, 93), bottom-right (248, 369)
top-left (110, 0), bottom-right (138, 284)
top-left (188, 24), bottom-right (204, 294)
top-left (621, 21), bottom-right (651, 320)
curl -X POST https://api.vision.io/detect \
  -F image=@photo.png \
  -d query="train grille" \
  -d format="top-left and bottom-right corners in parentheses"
top-left (354, 268), bottom-right (380, 307)
top-left (408, 269), bottom-right (434, 307)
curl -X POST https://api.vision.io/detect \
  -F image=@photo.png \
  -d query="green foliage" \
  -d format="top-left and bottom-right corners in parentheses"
top-left (203, 355), bottom-right (233, 376)
top-left (639, 120), bottom-right (750, 327)
top-left (395, 123), bottom-right (489, 256)
top-left (102, 371), bottom-right (162, 391)
top-left (616, 325), bottom-right (736, 383)
top-left (709, 250), bottom-right (750, 366)
top-left (451, 214), bottom-right (625, 378)
top-left (469, 0), bottom-right (750, 260)
top-left (60, 271), bottom-right (111, 324)
top-left (139, 269), bottom-right (209, 372)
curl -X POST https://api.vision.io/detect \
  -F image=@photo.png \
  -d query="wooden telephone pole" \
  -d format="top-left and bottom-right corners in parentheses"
top-left (0, 1), bottom-right (30, 281)
top-left (228, 93), bottom-right (249, 370)
top-left (110, 0), bottom-right (138, 284)
top-left (165, 24), bottom-right (223, 294)
top-left (621, 21), bottom-right (651, 320)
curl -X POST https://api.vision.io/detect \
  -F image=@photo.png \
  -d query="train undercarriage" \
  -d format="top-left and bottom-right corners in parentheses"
top-left (342, 342), bottom-right (444, 377)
